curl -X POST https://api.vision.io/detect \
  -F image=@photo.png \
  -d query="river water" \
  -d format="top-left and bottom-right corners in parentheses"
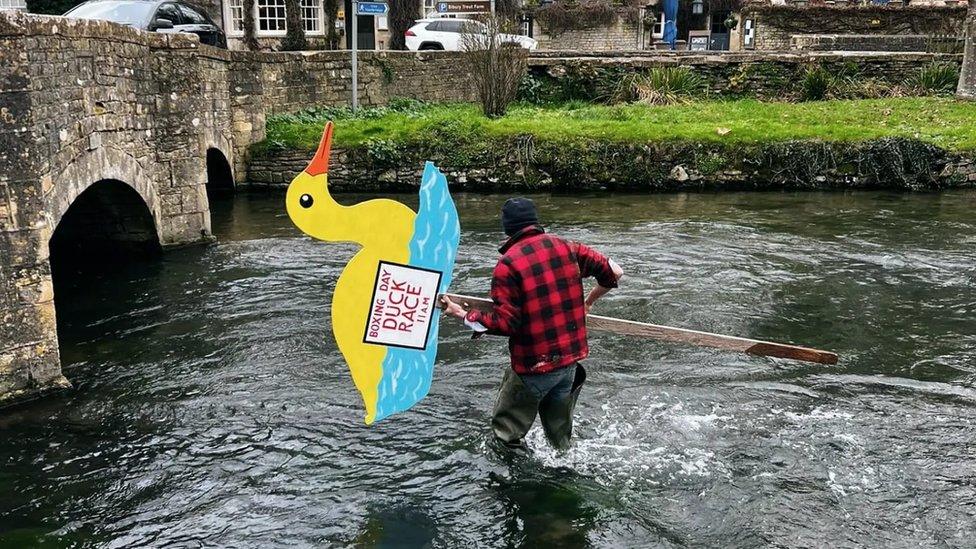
top-left (1, 191), bottom-right (975, 548)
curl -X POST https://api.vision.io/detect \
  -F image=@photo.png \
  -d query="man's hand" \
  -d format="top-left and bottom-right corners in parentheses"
top-left (439, 295), bottom-right (468, 319)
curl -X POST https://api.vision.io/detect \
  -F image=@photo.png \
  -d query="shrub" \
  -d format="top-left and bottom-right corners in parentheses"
top-left (517, 74), bottom-right (560, 104)
top-left (614, 67), bottom-right (706, 105)
top-left (800, 65), bottom-right (836, 101)
top-left (908, 62), bottom-right (960, 95)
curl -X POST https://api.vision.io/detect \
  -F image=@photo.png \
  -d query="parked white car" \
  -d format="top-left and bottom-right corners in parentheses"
top-left (404, 18), bottom-right (538, 51)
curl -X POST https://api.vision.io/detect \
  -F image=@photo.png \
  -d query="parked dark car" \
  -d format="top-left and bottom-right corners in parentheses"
top-left (64, 0), bottom-right (227, 48)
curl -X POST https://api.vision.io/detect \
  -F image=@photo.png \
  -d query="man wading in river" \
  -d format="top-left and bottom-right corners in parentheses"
top-left (441, 198), bottom-right (623, 450)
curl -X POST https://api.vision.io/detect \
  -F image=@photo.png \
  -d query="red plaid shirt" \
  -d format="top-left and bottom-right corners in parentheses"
top-left (465, 225), bottom-right (618, 375)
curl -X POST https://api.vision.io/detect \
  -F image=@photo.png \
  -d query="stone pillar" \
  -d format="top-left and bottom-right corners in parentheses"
top-left (150, 38), bottom-right (215, 247)
top-left (958, 1), bottom-right (976, 100)
top-left (0, 41), bottom-right (70, 405)
top-left (0, 229), bottom-right (70, 407)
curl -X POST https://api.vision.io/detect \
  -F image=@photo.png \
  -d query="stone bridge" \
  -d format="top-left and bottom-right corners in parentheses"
top-left (0, 11), bottom-right (474, 406)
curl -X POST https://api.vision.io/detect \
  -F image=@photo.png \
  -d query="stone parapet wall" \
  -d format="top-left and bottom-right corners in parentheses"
top-left (741, 5), bottom-right (966, 51)
top-left (527, 51), bottom-right (962, 100)
top-left (790, 34), bottom-right (964, 53)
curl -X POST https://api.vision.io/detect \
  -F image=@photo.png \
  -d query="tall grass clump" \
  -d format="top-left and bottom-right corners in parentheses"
top-left (800, 65), bottom-right (835, 101)
top-left (908, 62), bottom-right (960, 94)
top-left (615, 67), bottom-right (706, 105)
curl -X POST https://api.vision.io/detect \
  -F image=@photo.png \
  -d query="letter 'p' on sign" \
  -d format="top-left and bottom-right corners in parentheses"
top-left (364, 261), bottom-right (443, 351)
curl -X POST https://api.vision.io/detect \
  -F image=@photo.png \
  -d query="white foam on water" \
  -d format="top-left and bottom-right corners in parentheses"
top-left (521, 399), bottom-right (732, 486)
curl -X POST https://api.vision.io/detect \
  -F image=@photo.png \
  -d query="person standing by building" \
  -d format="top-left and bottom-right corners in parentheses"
top-left (440, 198), bottom-right (623, 451)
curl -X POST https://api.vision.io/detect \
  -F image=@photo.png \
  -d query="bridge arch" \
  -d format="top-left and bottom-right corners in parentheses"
top-left (203, 131), bottom-right (237, 196)
top-left (48, 179), bottom-right (162, 284)
top-left (46, 146), bottom-right (162, 237)
top-left (206, 147), bottom-right (235, 196)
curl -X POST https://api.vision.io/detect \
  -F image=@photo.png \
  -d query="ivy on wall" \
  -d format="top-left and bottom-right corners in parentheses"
top-left (533, 1), bottom-right (616, 35)
top-left (742, 4), bottom-right (967, 35)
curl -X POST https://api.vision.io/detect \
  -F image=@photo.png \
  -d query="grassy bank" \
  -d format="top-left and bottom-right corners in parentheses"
top-left (250, 98), bottom-right (976, 191)
top-left (260, 98), bottom-right (976, 153)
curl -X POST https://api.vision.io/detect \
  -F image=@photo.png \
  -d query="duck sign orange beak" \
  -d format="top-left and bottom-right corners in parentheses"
top-left (305, 121), bottom-right (334, 176)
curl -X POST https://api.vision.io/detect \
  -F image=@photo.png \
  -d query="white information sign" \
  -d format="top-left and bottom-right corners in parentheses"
top-left (363, 261), bottom-right (442, 350)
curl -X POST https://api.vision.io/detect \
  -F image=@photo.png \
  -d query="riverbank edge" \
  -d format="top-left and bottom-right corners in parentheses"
top-left (246, 137), bottom-right (976, 192)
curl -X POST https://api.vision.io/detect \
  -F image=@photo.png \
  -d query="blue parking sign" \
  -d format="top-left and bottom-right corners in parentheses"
top-left (357, 1), bottom-right (389, 15)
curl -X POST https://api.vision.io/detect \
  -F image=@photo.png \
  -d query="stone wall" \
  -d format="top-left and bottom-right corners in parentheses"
top-left (526, 51), bottom-right (962, 101)
top-left (227, 34), bottom-right (336, 52)
top-left (790, 34), bottom-right (964, 53)
top-left (226, 49), bottom-right (476, 177)
top-left (248, 139), bottom-right (976, 192)
top-left (742, 5), bottom-right (967, 51)
top-left (532, 18), bottom-right (642, 51)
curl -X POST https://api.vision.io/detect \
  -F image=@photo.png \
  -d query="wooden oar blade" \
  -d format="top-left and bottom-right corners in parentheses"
top-left (439, 293), bottom-right (839, 366)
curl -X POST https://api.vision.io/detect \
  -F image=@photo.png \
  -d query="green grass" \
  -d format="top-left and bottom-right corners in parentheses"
top-left (262, 97), bottom-right (976, 154)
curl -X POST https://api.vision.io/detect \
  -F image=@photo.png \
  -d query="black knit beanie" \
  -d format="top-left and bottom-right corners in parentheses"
top-left (501, 197), bottom-right (539, 236)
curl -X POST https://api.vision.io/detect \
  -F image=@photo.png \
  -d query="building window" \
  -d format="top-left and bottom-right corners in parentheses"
top-left (227, 0), bottom-right (245, 35)
top-left (0, 0), bottom-right (27, 10)
top-left (301, 0), bottom-right (322, 34)
top-left (257, 0), bottom-right (287, 34)
top-left (652, 11), bottom-right (665, 39)
top-left (224, 0), bottom-right (323, 38)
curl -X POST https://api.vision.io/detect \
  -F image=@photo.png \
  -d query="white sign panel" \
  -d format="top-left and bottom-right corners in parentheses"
top-left (364, 261), bottom-right (442, 350)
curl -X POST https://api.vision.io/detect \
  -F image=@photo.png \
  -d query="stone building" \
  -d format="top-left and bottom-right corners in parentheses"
top-left (738, 2), bottom-right (967, 52)
top-left (525, 0), bottom-right (966, 52)
top-left (0, 0), bottom-right (27, 10)
top-left (215, 0), bottom-right (423, 50)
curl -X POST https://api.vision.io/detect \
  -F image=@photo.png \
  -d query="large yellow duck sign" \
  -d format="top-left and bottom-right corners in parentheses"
top-left (286, 122), bottom-right (461, 425)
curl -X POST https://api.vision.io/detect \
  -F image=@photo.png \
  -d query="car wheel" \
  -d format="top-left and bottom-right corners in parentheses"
top-left (418, 42), bottom-right (444, 51)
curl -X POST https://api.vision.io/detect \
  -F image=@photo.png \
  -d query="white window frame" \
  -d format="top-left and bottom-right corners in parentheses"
top-left (224, 0), bottom-right (325, 38)
top-left (255, 0), bottom-right (287, 36)
top-left (301, 0), bottom-right (324, 35)
top-left (651, 11), bottom-right (665, 39)
top-left (225, 0), bottom-right (245, 36)
top-left (0, 0), bottom-right (28, 10)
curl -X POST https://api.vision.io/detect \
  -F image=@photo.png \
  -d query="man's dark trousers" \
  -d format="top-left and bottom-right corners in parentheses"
top-left (491, 363), bottom-right (587, 450)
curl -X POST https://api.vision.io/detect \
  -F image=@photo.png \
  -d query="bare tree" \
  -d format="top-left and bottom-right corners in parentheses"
top-left (460, 16), bottom-right (529, 118)
top-left (959, 0), bottom-right (976, 99)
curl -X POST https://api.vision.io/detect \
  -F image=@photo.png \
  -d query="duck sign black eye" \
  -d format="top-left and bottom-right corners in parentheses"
top-left (299, 194), bottom-right (314, 208)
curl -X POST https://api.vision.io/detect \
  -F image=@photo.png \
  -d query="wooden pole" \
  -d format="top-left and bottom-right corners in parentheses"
top-left (440, 293), bottom-right (839, 365)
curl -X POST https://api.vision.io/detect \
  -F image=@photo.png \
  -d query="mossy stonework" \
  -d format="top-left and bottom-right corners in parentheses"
top-left (524, 52), bottom-right (962, 103)
top-left (248, 138), bottom-right (976, 192)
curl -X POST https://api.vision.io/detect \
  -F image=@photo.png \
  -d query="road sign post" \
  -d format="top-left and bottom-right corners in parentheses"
top-left (352, 0), bottom-right (358, 112)
top-left (350, 0), bottom-right (389, 113)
